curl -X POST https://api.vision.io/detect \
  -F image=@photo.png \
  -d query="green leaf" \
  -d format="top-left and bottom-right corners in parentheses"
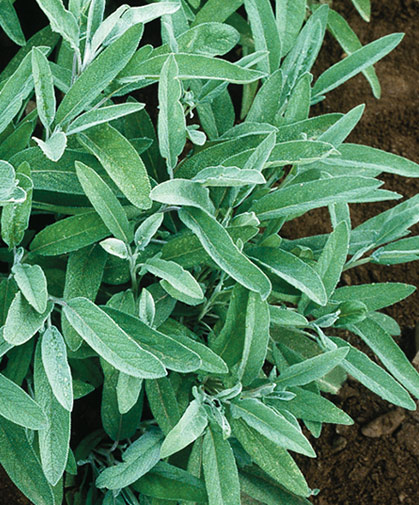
top-left (55, 23), bottom-right (142, 125)
top-left (317, 104), bottom-right (365, 148)
top-left (230, 398), bottom-right (315, 457)
top-left (193, 0), bottom-right (243, 25)
top-left (251, 176), bottom-right (382, 220)
top-left (330, 337), bottom-right (416, 410)
top-left (117, 372), bottom-right (143, 414)
top-left (320, 143), bottom-right (419, 178)
top-left (313, 33), bottom-right (404, 97)
top-left (193, 166), bottom-right (265, 187)
top-left (275, 348), bottom-right (348, 387)
top-left (61, 244), bottom-right (107, 350)
top-left (151, 179), bottom-right (214, 214)
top-left (371, 236), bottom-right (419, 265)
top-left (273, 386), bottom-right (353, 425)
top-left (66, 102), bottom-right (145, 135)
top-left (145, 377), bottom-right (180, 435)
top-left (120, 53), bottom-right (265, 84)
top-left (132, 461), bottom-right (208, 502)
top-left (351, 0), bottom-right (371, 21)
top-left (179, 207), bottom-right (271, 300)
top-left (269, 306), bottom-right (308, 327)
top-left (0, 0), bottom-right (25, 45)
top-left (351, 318), bottom-right (419, 399)
top-left (30, 212), bottom-right (110, 256)
top-left (284, 73), bottom-right (311, 122)
top-left (159, 319), bottom-right (228, 374)
top-left (12, 263), bottom-right (48, 314)
top-left (76, 161), bottom-right (132, 243)
top-left (103, 307), bottom-right (202, 373)
top-left (276, 0), bottom-right (306, 57)
top-left (0, 417), bottom-right (55, 505)
top-left (329, 283), bottom-right (416, 312)
top-left (230, 417), bottom-right (310, 497)
top-left (78, 124), bottom-right (152, 209)
top-left (35, 0), bottom-right (79, 52)
top-left (158, 54), bottom-right (186, 173)
top-left (41, 326), bottom-right (73, 412)
top-left (174, 22), bottom-right (239, 56)
top-left (34, 343), bottom-right (70, 486)
top-left (249, 247), bottom-right (327, 306)
top-left (4, 291), bottom-right (53, 345)
top-left (33, 131), bottom-right (67, 162)
top-left (244, 0), bottom-right (281, 73)
top-left (63, 297), bottom-right (167, 378)
top-left (0, 372), bottom-right (47, 430)
top-left (237, 291), bottom-right (270, 386)
top-left (203, 425), bottom-right (241, 505)
top-left (96, 430), bottom-right (163, 490)
top-left (1, 164), bottom-right (33, 248)
top-left (135, 213), bottom-right (164, 251)
top-left (32, 47), bottom-right (56, 129)
top-left (161, 400), bottom-right (208, 458)
top-left (145, 257), bottom-right (204, 306)
top-left (327, 9), bottom-right (380, 97)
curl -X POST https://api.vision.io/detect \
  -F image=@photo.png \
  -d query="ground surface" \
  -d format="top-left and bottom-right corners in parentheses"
top-left (0, 0), bottom-right (418, 503)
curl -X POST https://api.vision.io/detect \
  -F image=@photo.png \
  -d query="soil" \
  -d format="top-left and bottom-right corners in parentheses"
top-left (1, 0), bottom-right (418, 504)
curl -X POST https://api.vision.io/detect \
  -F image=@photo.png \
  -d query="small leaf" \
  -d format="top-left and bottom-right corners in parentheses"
top-left (371, 237), bottom-right (419, 265)
top-left (151, 179), bottom-right (214, 214)
top-left (34, 131), bottom-right (67, 162)
top-left (139, 289), bottom-right (155, 327)
top-left (161, 400), bottom-right (208, 458)
top-left (116, 373), bottom-right (143, 414)
top-left (12, 263), bottom-right (48, 314)
top-left (100, 238), bottom-right (130, 259)
top-left (135, 213), bottom-right (164, 250)
top-left (41, 326), bottom-right (73, 412)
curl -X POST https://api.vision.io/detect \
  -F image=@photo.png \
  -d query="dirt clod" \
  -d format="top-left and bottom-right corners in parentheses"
top-left (361, 409), bottom-right (406, 438)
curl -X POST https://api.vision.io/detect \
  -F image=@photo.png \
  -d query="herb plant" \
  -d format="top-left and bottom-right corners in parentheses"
top-left (0, 1), bottom-right (418, 505)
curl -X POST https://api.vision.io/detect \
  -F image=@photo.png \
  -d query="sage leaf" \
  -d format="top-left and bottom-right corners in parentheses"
top-left (33, 131), bottom-right (67, 162)
top-left (32, 47), bottom-right (56, 129)
top-left (35, 0), bottom-right (79, 52)
top-left (158, 54), bottom-right (186, 173)
top-left (41, 326), bottom-right (73, 412)
top-left (193, 166), bottom-right (265, 187)
top-left (0, 0), bottom-right (25, 45)
top-left (63, 297), bottom-right (167, 378)
top-left (151, 179), bottom-right (214, 214)
top-left (0, 372), bottom-right (47, 430)
top-left (0, 418), bottom-right (55, 505)
top-left (75, 161), bottom-right (132, 243)
top-left (12, 263), bottom-right (48, 314)
top-left (371, 237), bottom-right (419, 265)
top-left (179, 207), bottom-right (271, 300)
top-left (203, 424), bottom-right (241, 505)
top-left (96, 430), bottom-right (163, 489)
top-left (230, 398), bottom-right (315, 457)
top-left (78, 124), bottom-right (152, 209)
top-left (34, 343), bottom-right (70, 485)
top-left (4, 291), bottom-right (53, 345)
top-left (161, 400), bottom-right (208, 458)
top-left (135, 212), bottom-right (164, 250)
top-left (116, 373), bottom-right (143, 415)
top-left (145, 377), bottom-right (180, 435)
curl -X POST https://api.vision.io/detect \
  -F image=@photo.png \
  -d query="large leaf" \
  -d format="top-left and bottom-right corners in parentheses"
top-left (230, 398), bottom-right (315, 457)
top-left (161, 400), bottom-right (208, 458)
top-left (96, 430), bottom-right (163, 490)
top-left (32, 47), bottom-right (56, 129)
top-left (203, 424), bottom-right (241, 505)
top-left (30, 212), bottom-right (110, 256)
top-left (35, 0), bottom-right (79, 52)
top-left (78, 124), bottom-right (152, 209)
top-left (179, 207), bottom-right (271, 300)
top-left (193, 0), bottom-right (243, 25)
top-left (0, 417), bottom-right (55, 505)
top-left (0, 372), bottom-right (47, 430)
top-left (75, 161), bottom-right (132, 243)
top-left (34, 343), bottom-right (70, 485)
top-left (63, 297), bottom-right (167, 378)
top-left (12, 263), bottom-right (48, 314)
top-left (249, 247), bottom-right (327, 306)
top-left (55, 23), bottom-right (142, 125)
top-left (0, 0), bottom-right (25, 45)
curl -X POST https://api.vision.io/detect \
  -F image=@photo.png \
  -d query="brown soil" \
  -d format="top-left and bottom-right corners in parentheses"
top-left (1, 0), bottom-right (418, 504)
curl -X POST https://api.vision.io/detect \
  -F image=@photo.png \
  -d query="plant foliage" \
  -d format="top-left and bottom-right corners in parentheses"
top-left (0, 1), bottom-right (418, 504)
